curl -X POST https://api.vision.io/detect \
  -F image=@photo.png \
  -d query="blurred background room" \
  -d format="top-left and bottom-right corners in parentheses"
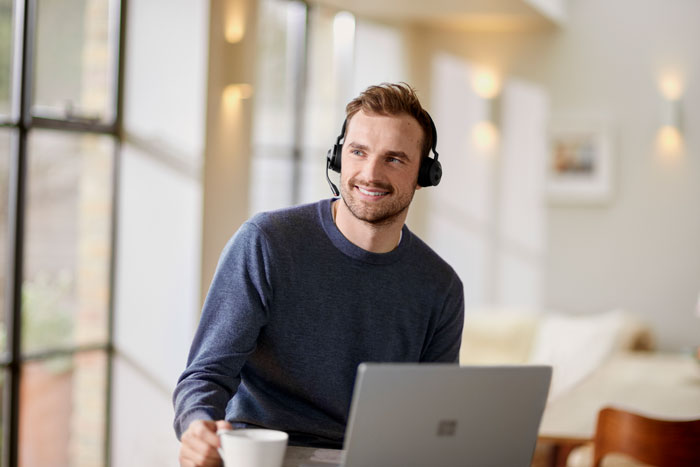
top-left (0, 0), bottom-right (698, 466)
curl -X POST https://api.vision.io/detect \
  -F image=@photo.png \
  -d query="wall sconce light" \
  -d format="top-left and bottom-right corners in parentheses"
top-left (471, 68), bottom-right (501, 152)
top-left (225, 0), bottom-right (246, 43)
top-left (473, 69), bottom-right (501, 100)
top-left (660, 83), bottom-right (682, 130)
top-left (223, 83), bottom-right (253, 106)
top-left (472, 121), bottom-right (498, 151)
top-left (657, 73), bottom-right (684, 155)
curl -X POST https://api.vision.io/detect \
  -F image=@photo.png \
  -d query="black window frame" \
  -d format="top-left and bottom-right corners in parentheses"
top-left (0, 0), bottom-right (126, 466)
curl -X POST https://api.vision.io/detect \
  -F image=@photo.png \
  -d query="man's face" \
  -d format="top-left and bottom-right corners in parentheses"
top-left (339, 110), bottom-right (424, 226)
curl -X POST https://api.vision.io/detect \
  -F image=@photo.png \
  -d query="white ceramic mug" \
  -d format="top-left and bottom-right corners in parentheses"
top-left (217, 428), bottom-right (289, 467)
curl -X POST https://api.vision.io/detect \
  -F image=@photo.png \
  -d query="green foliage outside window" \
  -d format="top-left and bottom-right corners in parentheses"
top-left (0, 271), bottom-right (74, 374)
top-left (0, 1), bottom-right (12, 110)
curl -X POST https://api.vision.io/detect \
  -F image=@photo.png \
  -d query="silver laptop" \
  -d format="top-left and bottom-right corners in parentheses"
top-left (313, 363), bottom-right (551, 467)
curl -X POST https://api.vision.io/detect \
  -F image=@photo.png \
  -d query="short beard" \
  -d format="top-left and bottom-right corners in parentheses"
top-left (340, 177), bottom-right (416, 226)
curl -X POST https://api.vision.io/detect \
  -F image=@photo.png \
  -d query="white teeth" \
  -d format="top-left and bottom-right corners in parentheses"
top-left (358, 187), bottom-right (387, 197)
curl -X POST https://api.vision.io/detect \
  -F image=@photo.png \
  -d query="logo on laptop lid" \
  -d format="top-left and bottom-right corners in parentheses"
top-left (436, 419), bottom-right (458, 437)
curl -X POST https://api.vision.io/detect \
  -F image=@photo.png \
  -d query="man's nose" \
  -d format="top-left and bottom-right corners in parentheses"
top-left (360, 156), bottom-right (384, 181)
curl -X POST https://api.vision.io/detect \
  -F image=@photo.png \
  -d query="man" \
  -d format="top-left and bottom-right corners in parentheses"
top-left (174, 83), bottom-right (464, 467)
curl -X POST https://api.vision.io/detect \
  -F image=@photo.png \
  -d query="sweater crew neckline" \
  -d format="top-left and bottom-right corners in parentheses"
top-left (319, 198), bottom-right (410, 265)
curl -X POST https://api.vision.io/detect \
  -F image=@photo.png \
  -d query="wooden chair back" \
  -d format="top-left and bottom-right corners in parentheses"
top-left (593, 406), bottom-right (700, 467)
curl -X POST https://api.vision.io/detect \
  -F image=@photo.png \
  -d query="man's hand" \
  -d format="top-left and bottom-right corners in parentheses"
top-left (179, 420), bottom-right (233, 467)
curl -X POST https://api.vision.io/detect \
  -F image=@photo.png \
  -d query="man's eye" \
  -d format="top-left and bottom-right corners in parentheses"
top-left (388, 157), bottom-right (402, 164)
top-left (351, 149), bottom-right (363, 156)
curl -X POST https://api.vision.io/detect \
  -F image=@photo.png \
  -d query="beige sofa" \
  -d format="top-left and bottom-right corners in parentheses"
top-left (460, 308), bottom-right (653, 365)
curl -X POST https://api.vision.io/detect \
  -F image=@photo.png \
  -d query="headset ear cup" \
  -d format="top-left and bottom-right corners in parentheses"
top-left (430, 158), bottom-right (442, 186)
top-left (328, 119), bottom-right (346, 174)
top-left (418, 157), bottom-right (442, 187)
top-left (326, 144), bottom-right (342, 173)
top-left (332, 144), bottom-right (342, 172)
top-left (417, 158), bottom-right (431, 187)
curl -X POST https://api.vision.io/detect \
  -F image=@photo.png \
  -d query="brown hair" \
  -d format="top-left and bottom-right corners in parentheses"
top-left (345, 82), bottom-right (434, 159)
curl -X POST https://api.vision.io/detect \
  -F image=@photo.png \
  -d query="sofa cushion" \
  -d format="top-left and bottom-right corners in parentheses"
top-left (529, 309), bottom-right (631, 400)
top-left (459, 309), bottom-right (540, 365)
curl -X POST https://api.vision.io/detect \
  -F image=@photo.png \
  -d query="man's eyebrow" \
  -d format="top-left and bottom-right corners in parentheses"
top-left (347, 142), bottom-right (412, 161)
top-left (347, 142), bottom-right (368, 150)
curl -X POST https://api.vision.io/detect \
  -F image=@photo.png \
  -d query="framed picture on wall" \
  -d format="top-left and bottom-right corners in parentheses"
top-left (547, 118), bottom-right (614, 204)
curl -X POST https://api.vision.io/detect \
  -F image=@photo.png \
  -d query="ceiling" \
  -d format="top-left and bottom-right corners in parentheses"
top-left (308, 0), bottom-right (566, 31)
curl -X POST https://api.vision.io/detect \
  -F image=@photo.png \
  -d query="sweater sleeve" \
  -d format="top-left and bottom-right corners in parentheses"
top-left (420, 275), bottom-right (465, 363)
top-left (172, 222), bottom-right (272, 439)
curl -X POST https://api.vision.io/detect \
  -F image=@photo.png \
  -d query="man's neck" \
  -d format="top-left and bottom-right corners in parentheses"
top-left (332, 199), bottom-right (405, 254)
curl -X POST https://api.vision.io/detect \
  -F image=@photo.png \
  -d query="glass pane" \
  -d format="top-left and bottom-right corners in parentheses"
top-left (23, 130), bottom-right (113, 354)
top-left (0, 129), bottom-right (10, 354)
top-left (19, 351), bottom-right (107, 467)
top-left (253, 0), bottom-right (304, 147)
top-left (250, 0), bottom-right (307, 212)
top-left (32, 0), bottom-right (118, 123)
top-left (299, 5), bottom-right (353, 205)
top-left (0, 0), bottom-right (14, 117)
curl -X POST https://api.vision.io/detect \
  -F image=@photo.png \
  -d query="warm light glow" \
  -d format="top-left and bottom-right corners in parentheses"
top-left (333, 11), bottom-right (356, 44)
top-left (223, 84), bottom-right (253, 105)
top-left (656, 125), bottom-right (683, 157)
top-left (225, 0), bottom-right (245, 43)
top-left (659, 74), bottom-right (683, 100)
top-left (226, 24), bottom-right (245, 43)
top-left (472, 69), bottom-right (501, 99)
top-left (472, 121), bottom-right (499, 151)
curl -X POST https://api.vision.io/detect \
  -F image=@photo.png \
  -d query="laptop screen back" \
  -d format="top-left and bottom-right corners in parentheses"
top-left (342, 364), bottom-right (552, 467)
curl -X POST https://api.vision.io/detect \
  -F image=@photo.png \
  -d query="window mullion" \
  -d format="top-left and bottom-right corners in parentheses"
top-left (3, 0), bottom-right (35, 465)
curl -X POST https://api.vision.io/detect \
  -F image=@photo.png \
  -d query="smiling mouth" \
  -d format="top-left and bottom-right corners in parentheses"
top-left (357, 186), bottom-right (389, 197)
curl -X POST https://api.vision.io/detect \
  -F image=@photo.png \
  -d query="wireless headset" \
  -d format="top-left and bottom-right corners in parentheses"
top-left (325, 113), bottom-right (443, 196)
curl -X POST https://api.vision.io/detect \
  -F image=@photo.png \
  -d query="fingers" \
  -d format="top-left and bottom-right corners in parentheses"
top-left (191, 420), bottom-right (220, 446)
top-left (179, 419), bottom-right (224, 467)
top-left (215, 420), bottom-right (233, 432)
top-left (179, 438), bottom-right (221, 467)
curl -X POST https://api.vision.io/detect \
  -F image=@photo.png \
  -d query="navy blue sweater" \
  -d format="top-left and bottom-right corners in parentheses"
top-left (173, 198), bottom-right (464, 448)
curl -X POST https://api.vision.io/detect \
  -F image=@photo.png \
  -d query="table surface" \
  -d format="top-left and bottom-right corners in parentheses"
top-left (538, 351), bottom-right (700, 440)
top-left (282, 446), bottom-right (341, 467)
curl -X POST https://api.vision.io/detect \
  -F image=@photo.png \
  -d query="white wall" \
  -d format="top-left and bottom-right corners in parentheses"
top-left (112, 0), bottom-right (208, 465)
top-left (496, 78), bottom-right (549, 308)
top-left (539, 0), bottom-right (700, 350)
top-left (412, 0), bottom-right (700, 350)
top-left (523, 0), bottom-right (567, 23)
top-left (423, 52), bottom-right (548, 312)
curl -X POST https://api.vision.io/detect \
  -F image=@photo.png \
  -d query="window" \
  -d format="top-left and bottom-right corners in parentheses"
top-left (249, 0), bottom-right (307, 213)
top-left (0, 0), bottom-right (14, 118)
top-left (0, 1), bottom-right (123, 466)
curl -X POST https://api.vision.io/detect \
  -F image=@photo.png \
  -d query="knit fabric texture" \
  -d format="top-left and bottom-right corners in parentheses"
top-left (173, 198), bottom-right (464, 448)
